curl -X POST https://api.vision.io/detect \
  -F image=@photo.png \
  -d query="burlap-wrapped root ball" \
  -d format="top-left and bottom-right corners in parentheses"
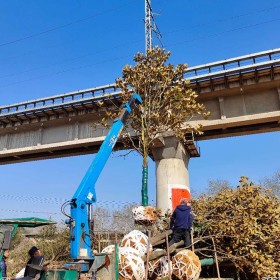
top-left (119, 247), bottom-right (145, 280)
top-left (121, 230), bottom-right (152, 256)
top-left (172, 249), bottom-right (201, 280)
top-left (132, 206), bottom-right (157, 225)
top-left (148, 255), bottom-right (172, 279)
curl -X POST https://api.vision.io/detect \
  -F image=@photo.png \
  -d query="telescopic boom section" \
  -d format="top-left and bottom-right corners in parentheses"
top-left (68, 93), bottom-right (142, 268)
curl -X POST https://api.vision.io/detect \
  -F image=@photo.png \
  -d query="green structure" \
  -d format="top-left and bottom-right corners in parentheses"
top-left (0, 217), bottom-right (56, 279)
top-left (41, 270), bottom-right (78, 280)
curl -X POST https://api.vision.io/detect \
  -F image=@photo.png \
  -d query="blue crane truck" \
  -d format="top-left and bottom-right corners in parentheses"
top-left (0, 93), bottom-right (142, 280)
top-left (49, 93), bottom-right (141, 279)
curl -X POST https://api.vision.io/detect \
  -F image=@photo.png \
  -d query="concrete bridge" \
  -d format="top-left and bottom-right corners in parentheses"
top-left (1, 48), bottom-right (279, 164)
top-left (1, 48), bottom-right (280, 211)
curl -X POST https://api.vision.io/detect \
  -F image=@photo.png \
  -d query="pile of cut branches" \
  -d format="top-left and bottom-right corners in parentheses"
top-left (192, 176), bottom-right (280, 278)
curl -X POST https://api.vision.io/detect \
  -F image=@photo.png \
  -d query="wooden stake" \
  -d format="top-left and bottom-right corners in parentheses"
top-left (145, 231), bottom-right (151, 280)
top-left (191, 228), bottom-right (194, 251)
top-left (165, 232), bottom-right (172, 280)
top-left (98, 232), bottom-right (101, 253)
top-left (211, 237), bottom-right (221, 279)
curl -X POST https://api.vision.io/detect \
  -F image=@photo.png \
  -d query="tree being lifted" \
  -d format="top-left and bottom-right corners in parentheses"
top-left (103, 47), bottom-right (209, 210)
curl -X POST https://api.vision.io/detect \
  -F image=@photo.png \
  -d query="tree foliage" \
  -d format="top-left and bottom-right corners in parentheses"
top-left (192, 176), bottom-right (280, 278)
top-left (104, 47), bottom-right (209, 161)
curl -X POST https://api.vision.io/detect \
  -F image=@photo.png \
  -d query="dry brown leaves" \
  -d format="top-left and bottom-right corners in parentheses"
top-left (102, 47), bottom-right (210, 157)
top-left (192, 176), bottom-right (280, 278)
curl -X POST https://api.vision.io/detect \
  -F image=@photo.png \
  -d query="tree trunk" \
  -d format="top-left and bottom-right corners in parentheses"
top-left (142, 240), bottom-right (184, 262)
top-left (150, 230), bottom-right (173, 245)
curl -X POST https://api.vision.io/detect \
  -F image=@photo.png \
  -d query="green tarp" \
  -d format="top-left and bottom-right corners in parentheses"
top-left (0, 217), bottom-right (56, 278)
top-left (0, 217), bottom-right (56, 227)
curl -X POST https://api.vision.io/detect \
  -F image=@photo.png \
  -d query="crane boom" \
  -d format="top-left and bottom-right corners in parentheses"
top-left (65, 93), bottom-right (142, 271)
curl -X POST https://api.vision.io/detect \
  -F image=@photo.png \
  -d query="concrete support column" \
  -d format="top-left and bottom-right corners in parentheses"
top-left (218, 97), bottom-right (226, 120)
top-left (1, 134), bottom-right (8, 151)
top-left (37, 127), bottom-right (43, 146)
top-left (152, 135), bottom-right (190, 214)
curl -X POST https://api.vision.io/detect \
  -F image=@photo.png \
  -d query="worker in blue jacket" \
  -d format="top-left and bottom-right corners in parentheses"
top-left (169, 198), bottom-right (193, 248)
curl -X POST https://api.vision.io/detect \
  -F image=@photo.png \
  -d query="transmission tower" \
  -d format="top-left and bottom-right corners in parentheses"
top-left (145, 0), bottom-right (163, 54)
top-left (145, 0), bottom-right (153, 53)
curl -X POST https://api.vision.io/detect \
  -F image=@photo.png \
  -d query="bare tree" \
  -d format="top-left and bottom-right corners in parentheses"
top-left (111, 204), bottom-right (136, 233)
top-left (207, 179), bottom-right (231, 195)
top-left (260, 169), bottom-right (280, 197)
top-left (92, 207), bottom-right (112, 231)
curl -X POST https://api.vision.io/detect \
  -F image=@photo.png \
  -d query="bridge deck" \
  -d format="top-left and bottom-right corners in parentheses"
top-left (1, 49), bottom-right (280, 164)
top-left (1, 48), bottom-right (280, 127)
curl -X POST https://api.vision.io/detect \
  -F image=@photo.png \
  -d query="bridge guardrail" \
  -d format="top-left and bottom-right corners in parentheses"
top-left (1, 48), bottom-right (280, 120)
top-left (0, 84), bottom-right (118, 115)
top-left (184, 48), bottom-right (280, 80)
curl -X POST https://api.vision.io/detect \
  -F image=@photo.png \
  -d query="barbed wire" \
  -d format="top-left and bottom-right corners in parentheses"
top-left (0, 196), bottom-right (144, 219)
top-left (0, 208), bottom-right (59, 215)
top-left (0, 193), bottom-right (141, 207)
top-left (0, 193), bottom-right (157, 224)
top-left (0, 208), bottom-right (134, 218)
top-left (0, 194), bottom-right (67, 204)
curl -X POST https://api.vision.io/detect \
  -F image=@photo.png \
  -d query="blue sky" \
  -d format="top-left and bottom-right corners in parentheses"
top-left (0, 0), bottom-right (279, 221)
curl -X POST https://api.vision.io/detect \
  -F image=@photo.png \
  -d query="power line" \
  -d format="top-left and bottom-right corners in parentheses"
top-left (0, 201), bottom-right (140, 220)
top-left (0, 208), bottom-right (59, 215)
top-left (167, 17), bottom-right (280, 48)
top-left (0, 0), bottom-right (138, 48)
top-left (0, 7), bottom-right (279, 89)
top-left (0, 193), bottom-right (140, 208)
top-left (1, 17), bottom-right (279, 89)
top-left (165, 4), bottom-right (280, 36)
top-left (0, 208), bottom-right (136, 219)
top-left (1, 3), bottom-right (276, 65)
top-left (0, 39), bottom-right (142, 80)
top-left (0, 53), bottom-right (135, 89)
top-left (0, 194), bottom-right (67, 204)
top-left (0, 4), bottom-right (278, 82)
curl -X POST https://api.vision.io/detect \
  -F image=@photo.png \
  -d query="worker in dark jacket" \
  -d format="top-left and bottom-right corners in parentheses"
top-left (24, 246), bottom-right (45, 279)
top-left (169, 198), bottom-right (193, 248)
top-left (1, 249), bottom-right (9, 278)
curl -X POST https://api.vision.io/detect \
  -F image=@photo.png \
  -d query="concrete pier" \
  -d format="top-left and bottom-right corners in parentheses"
top-left (152, 136), bottom-right (191, 214)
